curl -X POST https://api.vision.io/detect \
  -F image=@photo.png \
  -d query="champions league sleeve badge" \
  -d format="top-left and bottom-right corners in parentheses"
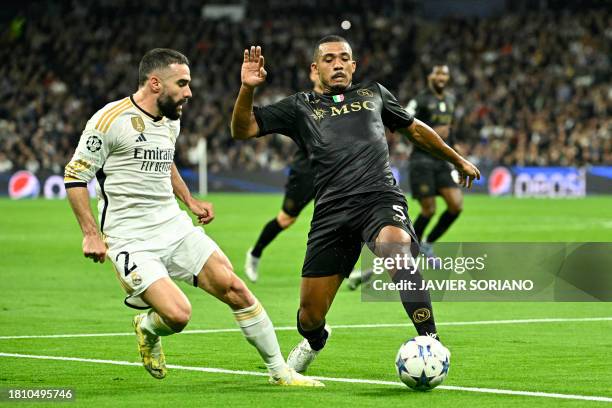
top-left (86, 135), bottom-right (102, 152)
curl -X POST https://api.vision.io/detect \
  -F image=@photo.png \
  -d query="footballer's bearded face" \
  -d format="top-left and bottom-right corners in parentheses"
top-left (428, 66), bottom-right (450, 94)
top-left (157, 63), bottom-right (192, 120)
top-left (313, 42), bottom-right (356, 94)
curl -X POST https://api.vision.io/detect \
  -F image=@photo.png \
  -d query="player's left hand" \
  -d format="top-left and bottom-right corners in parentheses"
top-left (187, 199), bottom-right (215, 224)
top-left (455, 158), bottom-right (480, 189)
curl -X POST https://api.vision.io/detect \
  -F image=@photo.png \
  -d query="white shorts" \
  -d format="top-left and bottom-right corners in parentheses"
top-left (105, 212), bottom-right (219, 309)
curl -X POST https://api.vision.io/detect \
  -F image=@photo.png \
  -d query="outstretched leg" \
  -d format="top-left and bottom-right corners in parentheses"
top-left (287, 274), bottom-right (343, 373)
top-left (375, 225), bottom-right (439, 339)
top-left (199, 249), bottom-right (323, 386)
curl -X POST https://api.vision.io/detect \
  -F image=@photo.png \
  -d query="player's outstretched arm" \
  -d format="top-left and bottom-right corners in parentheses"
top-left (231, 46), bottom-right (267, 140)
top-left (400, 119), bottom-right (481, 188)
top-left (171, 163), bottom-right (214, 224)
top-left (66, 186), bottom-right (107, 263)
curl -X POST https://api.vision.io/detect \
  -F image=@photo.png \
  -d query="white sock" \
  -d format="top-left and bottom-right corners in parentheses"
top-left (233, 300), bottom-right (286, 375)
top-left (140, 309), bottom-right (175, 337)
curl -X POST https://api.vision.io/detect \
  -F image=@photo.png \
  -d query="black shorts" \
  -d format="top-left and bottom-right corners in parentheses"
top-left (302, 191), bottom-right (418, 278)
top-left (282, 168), bottom-right (315, 217)
top-left (409, 159), bottom-right (458, 199)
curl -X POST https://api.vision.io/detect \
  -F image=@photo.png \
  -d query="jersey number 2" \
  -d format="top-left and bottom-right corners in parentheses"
top-left (116, 251), bottom-right (138, 276)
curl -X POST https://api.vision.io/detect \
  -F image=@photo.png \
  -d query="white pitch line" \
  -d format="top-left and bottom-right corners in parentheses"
top-left (1, 317), bottom-right (611, 340)
top-left (0, 352), bottom-right (611, 403)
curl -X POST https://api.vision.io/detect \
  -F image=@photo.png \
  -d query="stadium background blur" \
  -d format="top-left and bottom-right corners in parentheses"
top-left (0, 0), bottom-right (609, 194)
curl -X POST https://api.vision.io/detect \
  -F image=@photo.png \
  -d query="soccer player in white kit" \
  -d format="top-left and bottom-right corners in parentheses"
top-left (64, 48), bottom-right (322, 387)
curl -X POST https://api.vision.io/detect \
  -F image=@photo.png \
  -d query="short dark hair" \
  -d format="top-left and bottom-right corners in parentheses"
top-left (138, 48), bottom-right (189, 86)
top-left (313, 35), bottom-right (351, 61)
top-left (430, 64), bottom-right (450, 74)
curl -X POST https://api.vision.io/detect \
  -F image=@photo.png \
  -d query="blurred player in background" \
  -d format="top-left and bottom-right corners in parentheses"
top-left (406, 65), bottom-right (463, 256)
top-left (64, 48), bottom-right (322, 387)
top-left (244, 69), bottom-right (320, 282)
top-left (232, 37), bottom-right (479, 374)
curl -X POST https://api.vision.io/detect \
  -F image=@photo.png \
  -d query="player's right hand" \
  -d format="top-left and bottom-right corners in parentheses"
top-left (241, 46), bottom-right (267, 88)
top-left (83, 234), bottom-right (107, 263)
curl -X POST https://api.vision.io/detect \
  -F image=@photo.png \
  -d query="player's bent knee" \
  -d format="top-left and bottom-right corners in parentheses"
top-left (419, 197), bottom-right (437, 217)
top-left (448, 205), bottom-right (463, 215)
top-left (375, 226), bottom-right (414, 258)
top-left (207, 271), bottom-right (254, 310)
top-left (448, 198), bottom-right (464, 214)
top-left (376, 225), bottom-right (413, 244)
top-left (161, 305), bottom-right (191, 332)
top-left (298, 306), bottom-right (325, 331)
top-left (228, 276), bottom-right (254, 305)
top-left (277, 212), bottom-right (297, 229)
top-left (421, 206), bottom-right (436, 218)
top-left (279, 217), bottom-right (297, 229)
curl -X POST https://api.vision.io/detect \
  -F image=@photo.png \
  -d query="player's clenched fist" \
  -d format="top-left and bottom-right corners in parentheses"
top-left (187, 198), bottom-right (215, 225)
top-left (241, 46), bottom-right (267, 88)
top-left (83, 234), bottom-right (107, 263)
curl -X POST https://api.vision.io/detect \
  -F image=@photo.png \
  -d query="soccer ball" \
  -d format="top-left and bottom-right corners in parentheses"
top-left (395, 336), bottom-right (450, 390)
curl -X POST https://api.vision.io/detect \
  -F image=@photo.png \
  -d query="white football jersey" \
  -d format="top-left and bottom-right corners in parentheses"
top-left (65, 96), bottom-right (183, 239)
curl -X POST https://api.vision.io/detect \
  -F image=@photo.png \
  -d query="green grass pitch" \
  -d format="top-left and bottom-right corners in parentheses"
top-left (1, 194), bottom-right (611, 407)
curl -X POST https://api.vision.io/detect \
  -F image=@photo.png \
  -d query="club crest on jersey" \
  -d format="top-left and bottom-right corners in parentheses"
top-left (332, 94), bottom-right (344, 103)
top-left (131, 273), bottom-right (142, 286)
top-left (357, 89), bottom-right (374, 97)
top-left (310, 108), bottom-right (327, 121)
top-left (131, 116), bottom-right (146, 132)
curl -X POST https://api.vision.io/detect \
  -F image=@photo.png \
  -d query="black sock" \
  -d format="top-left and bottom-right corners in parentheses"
top-left (426, 210), bottom-right (460, 243)
top-left (393, 268), bottom-right (439, 339)
top-left (413, 214), bottom-right (431, 242)
top-left (251, 218), bottom-right (284, 258)
top-left (297, 310), bottom-right (329, 351)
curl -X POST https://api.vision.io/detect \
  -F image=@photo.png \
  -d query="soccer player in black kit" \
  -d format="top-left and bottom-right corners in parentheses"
top-left (244, 70), bottom-right (320, 283)
top-left (406, 65), bottom-right (463, 256)
top-left (231, 36), bottom-right (480, 373)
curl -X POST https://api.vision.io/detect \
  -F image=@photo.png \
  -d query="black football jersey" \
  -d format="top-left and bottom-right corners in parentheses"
top-left (254, 81), bottom-right (413, 205)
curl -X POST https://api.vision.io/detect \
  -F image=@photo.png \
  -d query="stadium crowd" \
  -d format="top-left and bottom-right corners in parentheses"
top-left (0, 0), bottom-right (609, 176)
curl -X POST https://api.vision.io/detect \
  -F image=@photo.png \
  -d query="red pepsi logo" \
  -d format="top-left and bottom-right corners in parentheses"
top-left (488, 167), bottom-right (512, 196)
top-left (9, 170), bottom-right (40, 199)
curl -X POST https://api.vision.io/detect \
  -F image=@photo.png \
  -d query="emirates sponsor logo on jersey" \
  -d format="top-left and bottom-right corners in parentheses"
top-left (133, 147), bottom-right (175, 173)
